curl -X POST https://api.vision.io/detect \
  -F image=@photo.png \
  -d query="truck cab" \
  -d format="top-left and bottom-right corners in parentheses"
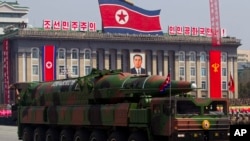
top-left (150, 96), bottom-right (230, 141)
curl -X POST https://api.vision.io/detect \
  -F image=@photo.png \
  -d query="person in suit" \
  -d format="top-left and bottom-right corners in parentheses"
top-left (130, 54), bottom-right (146, 74)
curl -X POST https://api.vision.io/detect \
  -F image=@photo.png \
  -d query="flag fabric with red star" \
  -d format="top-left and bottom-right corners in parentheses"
top-left (159, 73), bottom-right (171, 93)
top-left (98, 0), bottom-right (163, 35)
top-left (42, 45), bottom-right (56, 81)
top-left (228, 73), bottom-right (235, 93)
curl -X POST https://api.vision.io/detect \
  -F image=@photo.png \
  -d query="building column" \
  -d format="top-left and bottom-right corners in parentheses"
top-left (21, 52), bottom-right (27, 82)
top-left (196, 54), bottom-right (201, 98)
top-left (207, 54), bottom-right (210, 98)
top-left (233, 56), bottom-right (238, 98)
top-left (104, 50), bottom-right (110, 69)
top-left (227, 55), bottom-right (232, 99)
top-left (117, 49), bottom-right (122, 70)
top-left (91, 49), bottom-right (97, 69)
top-left (163, 51), bottom-right (169, 76)
top-left (145, 50), bottom-right (152, 75)
top-left (174, 52), bottom-right (179, 80)
top-left (152, 51), bottom-right (157, 75)
top-left (185, 54), bottom-right (190, 81)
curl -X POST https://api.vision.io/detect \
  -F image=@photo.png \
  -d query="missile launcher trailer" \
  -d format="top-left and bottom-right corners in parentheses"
top-left (10, 69), bottom-right (230, 141)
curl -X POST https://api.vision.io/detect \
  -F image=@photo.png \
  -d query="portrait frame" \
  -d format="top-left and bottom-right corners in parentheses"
top-left (130, 52), bottom-right (146, 74)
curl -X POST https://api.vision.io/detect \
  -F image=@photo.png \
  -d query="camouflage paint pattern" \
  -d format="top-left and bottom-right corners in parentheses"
top-left (10, 69), bottom-right (230, 141)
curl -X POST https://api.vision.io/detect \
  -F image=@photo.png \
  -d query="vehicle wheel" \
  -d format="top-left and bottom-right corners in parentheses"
top-left (89, 131), bottom-right (107, 141)
top-left (108, 131), bottom-right (127, 141)
top-left (22, 127), bottom-right (34, 141)
top-left (128, 132), bottom-right (148, 141)
top-left (73, 130), bottom-right (90, 141)
top-left (60, 129), bottom-right (73, 141)
top-left (33, 127), bottom-right (45, 141)
top-left (46, 128), bottom-right (59, 141)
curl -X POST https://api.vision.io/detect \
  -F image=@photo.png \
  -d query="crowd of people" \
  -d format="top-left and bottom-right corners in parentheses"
top-left (229, 98), bottom-right (250, 106)
top-left (228, 98), bottom-right (250, 125)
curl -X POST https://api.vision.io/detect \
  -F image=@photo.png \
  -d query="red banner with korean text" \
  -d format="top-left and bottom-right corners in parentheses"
top-left (209, 50), bottom-right (221, 98)
top-left (42, 45), bottom-right (56, 81)
top-left (3, 39), bottom-right (10, 104)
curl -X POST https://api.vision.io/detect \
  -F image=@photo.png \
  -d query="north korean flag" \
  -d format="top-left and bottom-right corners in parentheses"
top-left (42, 45), bottom-right (56, 81)
top-left (159, 73), bottom-right (171, 93)
top-left (98, 0), bottom-right (163, 35)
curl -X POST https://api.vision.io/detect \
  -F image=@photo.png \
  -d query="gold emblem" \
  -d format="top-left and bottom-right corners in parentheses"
top-left (202, 120), bottom-right (210, 130)
top-left (212, 63), bottom-right (220, 72)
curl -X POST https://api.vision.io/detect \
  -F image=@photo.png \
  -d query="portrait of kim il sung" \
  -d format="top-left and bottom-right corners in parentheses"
top-left (130, 52), bottom-right (146, 75)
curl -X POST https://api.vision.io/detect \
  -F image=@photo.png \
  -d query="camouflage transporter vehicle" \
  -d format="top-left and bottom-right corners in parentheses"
top-left (10, 69), bottom-right (230, 141)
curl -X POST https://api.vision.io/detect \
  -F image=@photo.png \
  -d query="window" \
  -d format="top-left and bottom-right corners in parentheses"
top-left (177, 101), bottom-right (200, 115)
top-left (85, 66), bottom-right (91, 75)
top-left (190, 52), bottom-right (196, 61)
top-left (221, 54), bottom-right (227, 62)
top-left (72, 66), bottom-right (78, 75)
top-left (179, 52), bottom-right (185, 61)
top-left (222, 68), bottom-right (227, 76)
top-left (190, 67), bottom-right (196, 76)
top-left (59, 66), bottom-right (65, 74)
top-left (31, 48), bottom-right (39, 59)
top-left (200, 53), bottom-right (206, 62)
top-left (222, 81), bottom-right (227, 90)
top-left (201, 81), bottom-right (207, 89)
top-left (204, 101), bottom-right (226, 115)
top-left (201, 68), bottom-right (207, 76)
top-left (32, 65), bottom-right (39, 75)
top-left (85, 50), bottom-right (91, 59)
top-left (71, 49), bottom-right (78, 59)
top-left (58, 48), bottom-right (65, 59)
top-left (179, 67), bottom-right (185, 76)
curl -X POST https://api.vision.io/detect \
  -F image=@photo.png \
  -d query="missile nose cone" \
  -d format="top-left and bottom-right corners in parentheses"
top-left (191, 83), bottom-right (197, 89)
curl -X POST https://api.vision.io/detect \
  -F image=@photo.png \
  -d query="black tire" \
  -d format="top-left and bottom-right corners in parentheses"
top-left (73, 130), bottom-right (90, 141)
top-left (89, 131), bottom-right (107, 141)
top-left (108, 131), bottom-right (127, 141)
top-left (46, 128), bottom-right (59, 141)
top-left (128, 132), bottom-right (148, 141)
top-left (33, 127), bottom-right (45, 141)
top-left (22, 127), bottom-right (34, 141)
top-left (60, 129), bottom-right (73, 141)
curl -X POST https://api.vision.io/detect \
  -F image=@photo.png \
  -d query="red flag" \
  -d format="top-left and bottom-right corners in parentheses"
top-left (98, 0), bottom-right (163, 35)
top-left (159, 73), bottom-right (170, 93)
top-left (228, 73), bottom-right (235, 93)
top-left (209, 50), bottom-right (221, 98)
top-left (42, 45), bottom-right (56, 81)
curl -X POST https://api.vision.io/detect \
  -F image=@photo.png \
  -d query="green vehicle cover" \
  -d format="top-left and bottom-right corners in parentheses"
top-left (10, 69), bottom-right (230, 141)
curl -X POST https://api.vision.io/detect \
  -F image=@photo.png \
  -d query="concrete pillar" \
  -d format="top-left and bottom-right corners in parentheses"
top-left (163, 51), bottom-right (169, 76)
top-left (21, 52), bottom-right (27, 82)
top-left (117, 50), bottom-right (122, 70)
top-left (152, 51), bottom-right (157, 75)
top-left (196, 53), bottom-right (201, 98)
top-left (185, 53), bottom-right (190, 81)
top-left (233, 56), bottom-right (238, 98)
top-left (104, 50), bottom-right (110, 69)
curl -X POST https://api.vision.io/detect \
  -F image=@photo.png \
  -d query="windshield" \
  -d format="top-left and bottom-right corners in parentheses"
top-left (204, 101), bottom-right (226, 115)
top-left (176, 101), bottom-right (200, 115)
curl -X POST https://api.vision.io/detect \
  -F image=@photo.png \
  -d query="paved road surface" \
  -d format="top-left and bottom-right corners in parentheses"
top-left (0, 125), bottom-right (19, 141)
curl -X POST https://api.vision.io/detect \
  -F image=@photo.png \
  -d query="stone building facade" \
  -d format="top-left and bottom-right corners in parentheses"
top-left (0, 29), bottom-right (241, 103)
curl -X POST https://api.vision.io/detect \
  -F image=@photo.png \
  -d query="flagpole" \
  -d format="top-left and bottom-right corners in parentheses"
top-left (230, 71), bottom-right (232, 99)
top-left (169, 68), bottom-right (171, 140)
